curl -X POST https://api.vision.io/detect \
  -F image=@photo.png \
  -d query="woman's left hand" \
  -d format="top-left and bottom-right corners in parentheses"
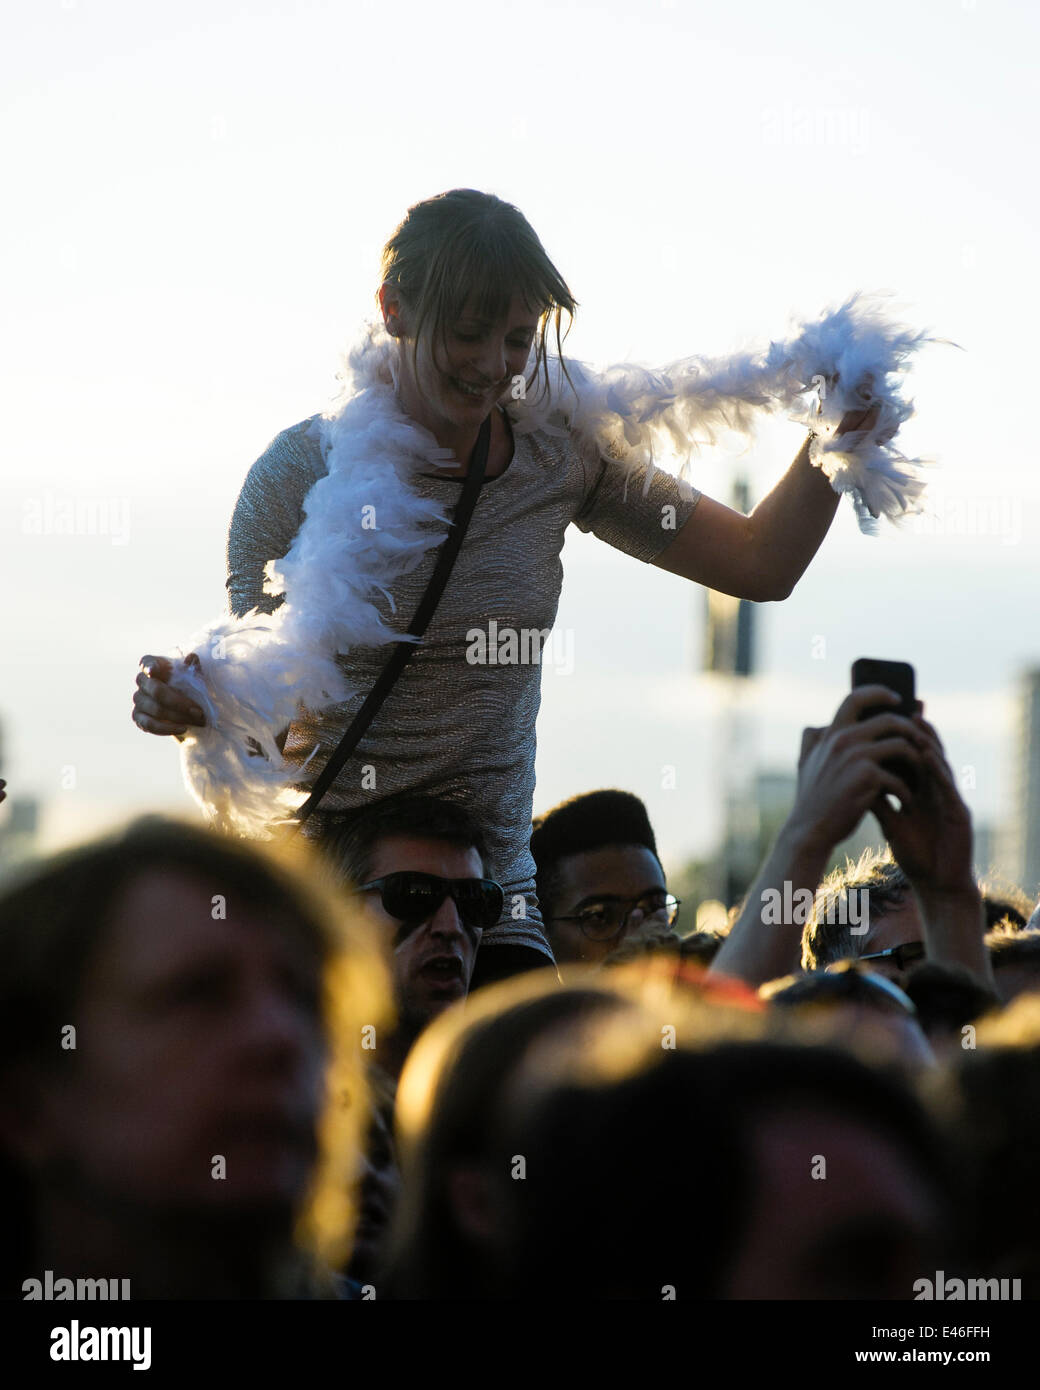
top-left (836, 399), bottom-right (880, 436)
top-left (834, 370), bottom-right (879, 437)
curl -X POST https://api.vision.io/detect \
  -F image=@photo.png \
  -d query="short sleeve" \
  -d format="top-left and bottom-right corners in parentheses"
top-left (226, 418), bottom-right (327, 618)
top-left (572, 447), bottom-right (702, 563)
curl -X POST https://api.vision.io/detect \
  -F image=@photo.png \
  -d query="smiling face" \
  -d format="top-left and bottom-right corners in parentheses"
top-left (23, 868), bottom-right (328, 1218)
top-left (380, 284), bottom-right (541, 444)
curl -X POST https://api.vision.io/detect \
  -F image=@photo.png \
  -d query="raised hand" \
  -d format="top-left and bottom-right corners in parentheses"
top-left (871, 717), bottom-right (974, 894)
top-left (833, 371), bottom-right (882, 439)
top-left (789, 685), bottom-right (926, 855)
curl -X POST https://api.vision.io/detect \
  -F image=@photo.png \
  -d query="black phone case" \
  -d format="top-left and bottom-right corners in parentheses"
top-left (851, 658), bottom-right (917, 795)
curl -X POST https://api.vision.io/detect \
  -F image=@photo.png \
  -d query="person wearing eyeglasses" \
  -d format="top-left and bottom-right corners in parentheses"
top-left (531, 789), bottom-right (680, 967)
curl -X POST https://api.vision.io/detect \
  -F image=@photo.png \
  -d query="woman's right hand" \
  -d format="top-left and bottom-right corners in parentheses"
top-left (133, 653), bottom-right (207, 736)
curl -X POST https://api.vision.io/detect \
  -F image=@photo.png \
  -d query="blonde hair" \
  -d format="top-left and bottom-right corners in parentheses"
top-left (802, 846), bottom-right (912, 970)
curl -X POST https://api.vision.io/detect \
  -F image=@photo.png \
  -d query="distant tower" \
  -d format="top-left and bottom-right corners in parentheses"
top-left (703, 477), bottom-right (756, 679)
top-left (1012, 669), bottom-right (1040, 898)
top-left (702, 476), bottom-right (759, 903)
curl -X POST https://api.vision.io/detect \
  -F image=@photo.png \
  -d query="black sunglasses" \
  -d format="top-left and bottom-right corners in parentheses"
top-left (357, 871), bottom-right (504, 932)
top-left (857, 941), bottom-right (926, 971)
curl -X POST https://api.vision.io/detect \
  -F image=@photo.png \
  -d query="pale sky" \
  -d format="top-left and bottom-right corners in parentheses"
top-left (3, 0), bottom-right (1039, 886)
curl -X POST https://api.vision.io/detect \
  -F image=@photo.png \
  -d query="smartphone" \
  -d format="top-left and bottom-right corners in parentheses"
top-left (851, 658), bottom-right (917, 797)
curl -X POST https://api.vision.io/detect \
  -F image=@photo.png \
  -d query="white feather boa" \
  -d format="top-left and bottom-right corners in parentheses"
top-left (172, 293), bottom-right (936, 835)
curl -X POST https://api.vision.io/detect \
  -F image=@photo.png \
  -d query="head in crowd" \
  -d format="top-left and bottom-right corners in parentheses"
top-left (601, 928), bottom-right (679, 966)
top-left (319, 795), bottom-right (497, 1071)
top-left (531, 789), bottom-right (678, 966)
top-left (941, 995), bottom-right (1040, 1298)
top-left (678, 928), bottom-right (729, 967)
top-left (978, 882), bottom-right (1033, 932)
top-left (985, 926), bottom-right (1040, 1006)
top-left (803, 848), bottom-right (922, 986)
top-left (761, 962), bottom-right (936, 1071)
top-left (513, 1032), bottom-right (954, 1299)
top-left (390, 974), bottom-right (955, 1298)
top-left (901, 961), bottom-right (1000, 1060)
top-left (600, 892), bottom-right (733, 968)
top-left (600, 927), bottom-right (729, 972)
top-left (384, 973), bottom-right (642, 1298)
top-left (0, 817), bottom-right (387, 1300)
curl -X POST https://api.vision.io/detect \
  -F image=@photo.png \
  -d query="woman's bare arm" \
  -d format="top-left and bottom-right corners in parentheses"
top-left (653, 394), bottom-right (879, 601)
top-left (652, 434), bottom-right (838, 601)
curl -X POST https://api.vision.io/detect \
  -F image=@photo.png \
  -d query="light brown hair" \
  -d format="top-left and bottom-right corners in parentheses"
top-left (379, 188), bottom-right (578, 403)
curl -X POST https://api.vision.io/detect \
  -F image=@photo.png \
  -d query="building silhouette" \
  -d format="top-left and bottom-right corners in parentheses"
top-left (1011, 668), bottom-right (1040, 900)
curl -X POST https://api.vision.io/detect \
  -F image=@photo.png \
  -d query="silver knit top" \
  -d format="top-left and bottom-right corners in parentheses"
top-left (226, 408), bottom-right (701, 960)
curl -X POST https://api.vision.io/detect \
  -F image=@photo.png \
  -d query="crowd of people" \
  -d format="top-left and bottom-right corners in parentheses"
top-left (5, 190), bottom-right (1035, 1303)
top-left (2, 682), bottom-right (1038, 1301)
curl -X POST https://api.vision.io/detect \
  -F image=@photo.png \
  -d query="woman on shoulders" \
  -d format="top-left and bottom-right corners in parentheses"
top-left (133, 188), bottom-right (924, 976)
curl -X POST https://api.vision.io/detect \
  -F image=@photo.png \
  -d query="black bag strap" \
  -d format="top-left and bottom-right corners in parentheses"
top-left (291, 411), bottom-right (491, 830)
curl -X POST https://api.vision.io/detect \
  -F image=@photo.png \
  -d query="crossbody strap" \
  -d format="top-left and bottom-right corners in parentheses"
top-left (291, 411), bottom-right (491, 829)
